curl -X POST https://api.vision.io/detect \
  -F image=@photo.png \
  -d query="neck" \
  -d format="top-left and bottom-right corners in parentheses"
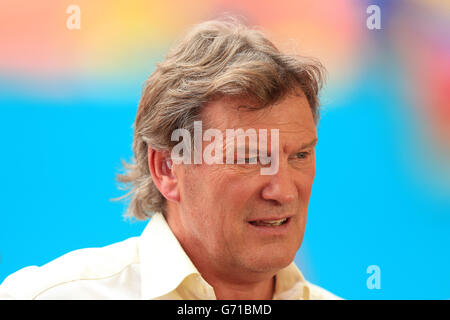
top-left (190, 248), bottom-right (277, 299)
top-left (208, 274), bottom-right (276, 300)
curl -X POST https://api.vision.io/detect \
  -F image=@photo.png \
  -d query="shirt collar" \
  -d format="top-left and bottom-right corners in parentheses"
top-left (273, 263), bottom-right (311, 300)
top-left (138, 212), bottom-right (200, 300)
top-left (138, 212), bottom-right (311, 300)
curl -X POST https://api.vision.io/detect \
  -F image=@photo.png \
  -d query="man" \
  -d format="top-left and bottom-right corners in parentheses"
top-left (0, 18), bottom-right (339, 300)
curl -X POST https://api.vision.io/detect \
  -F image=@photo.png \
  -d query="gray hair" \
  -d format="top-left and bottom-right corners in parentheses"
top-left (113, 17), bottom-right (326, 220)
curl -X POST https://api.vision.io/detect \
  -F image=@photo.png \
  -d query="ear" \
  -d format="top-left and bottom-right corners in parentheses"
top-left (147, 146), bottom-right (180, 202)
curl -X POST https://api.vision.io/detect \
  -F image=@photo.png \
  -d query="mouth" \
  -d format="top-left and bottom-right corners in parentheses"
top-left (248, 217), bottom-right (290, 227)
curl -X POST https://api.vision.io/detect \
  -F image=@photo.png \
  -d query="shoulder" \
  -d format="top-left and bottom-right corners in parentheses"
top-left (307, 281), bottom-right (343, 300)
top-left (0, 237), bottom-right (140, 299)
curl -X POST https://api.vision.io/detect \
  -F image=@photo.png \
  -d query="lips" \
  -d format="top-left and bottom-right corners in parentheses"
top-left (248, 217), bottom-right (290, 227)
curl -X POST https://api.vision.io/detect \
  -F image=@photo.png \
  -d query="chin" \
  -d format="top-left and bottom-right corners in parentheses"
top-left (246, 246), bottom-right (297, 274)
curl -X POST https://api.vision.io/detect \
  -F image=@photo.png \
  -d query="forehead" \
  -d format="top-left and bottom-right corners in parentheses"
top-left (201, 93), bottom-right (317, 137)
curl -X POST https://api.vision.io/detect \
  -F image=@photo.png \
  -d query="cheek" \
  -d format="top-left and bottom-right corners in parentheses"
top-left (181, 165), bottom-right (244, 231)
top-left (296, 165), bottom-right (316, 205)
top-left (206, 169), bottom-right (258, 239)
top-left (303, 154), bottom-right (316, 189)
top-left (300, 176), bottom-right (314, 203)
top-left (178, 167), bottom-right (213, 233)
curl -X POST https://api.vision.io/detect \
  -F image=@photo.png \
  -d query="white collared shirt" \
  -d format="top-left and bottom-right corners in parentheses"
top-left (0, 213), bottom-right (340, 300)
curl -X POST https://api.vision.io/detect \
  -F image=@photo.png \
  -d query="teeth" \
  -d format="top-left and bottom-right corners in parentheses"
top-left (251, 218), bottom-right (287, 226)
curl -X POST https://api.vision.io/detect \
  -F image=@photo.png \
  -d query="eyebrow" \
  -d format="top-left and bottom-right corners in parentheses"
top-left (233, 137), bottom-right (318, 155)
top-left (297, 137), bottom-right (318, 151)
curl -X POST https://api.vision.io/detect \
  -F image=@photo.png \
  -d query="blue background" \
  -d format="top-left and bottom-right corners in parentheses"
top-left (2, 65), bottom-right (449, 299)
top-left (1, 0), bottom-right (449, 299)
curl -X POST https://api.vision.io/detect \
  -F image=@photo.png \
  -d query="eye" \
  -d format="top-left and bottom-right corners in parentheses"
top-left (295, 151), bottom-right (310, 159)
top-left (243, 157), bottom-right (258, 164)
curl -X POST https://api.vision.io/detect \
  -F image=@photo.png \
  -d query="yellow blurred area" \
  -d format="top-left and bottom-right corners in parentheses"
top-left (0, 0), bottom-right (365, 85)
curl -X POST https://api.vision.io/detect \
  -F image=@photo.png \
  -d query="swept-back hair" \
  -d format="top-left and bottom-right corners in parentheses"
top-left (114, 17), bottom-right (326, 220)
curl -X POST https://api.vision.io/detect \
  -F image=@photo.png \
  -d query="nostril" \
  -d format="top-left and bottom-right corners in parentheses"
top-left (266, 199), bottom-right (283, 207)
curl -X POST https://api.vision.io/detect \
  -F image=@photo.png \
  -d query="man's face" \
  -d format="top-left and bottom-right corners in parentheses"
top-left (171, 92), bottom-right (317, 280)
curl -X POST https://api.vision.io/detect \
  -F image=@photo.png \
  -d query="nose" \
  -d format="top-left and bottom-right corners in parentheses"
top-left (260, 160), bottom-right (297, 206)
